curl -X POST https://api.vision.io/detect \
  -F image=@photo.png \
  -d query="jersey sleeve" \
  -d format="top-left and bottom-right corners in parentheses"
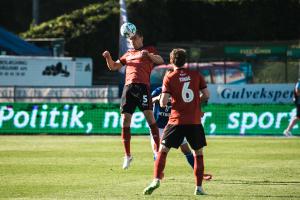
top-left (151, 87), bottom-right (162, 97)
top-left (162, 75), bottom-right (171, 94)
top-left (119, 53), bottom-right (127, 65)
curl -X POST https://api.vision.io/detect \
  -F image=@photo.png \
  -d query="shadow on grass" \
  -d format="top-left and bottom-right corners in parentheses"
top-left (209, 194), bottom-right (300, 199)
top-left (214, 179), bottom-right (300, 185)
top-left (152, 194), bottom-right (300, 199)
top-left (138, 180), bottom-right (300, 198)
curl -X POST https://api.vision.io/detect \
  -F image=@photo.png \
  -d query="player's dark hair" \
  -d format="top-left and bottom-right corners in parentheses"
top-left (170, 48), bottom-right (186, 67)
top-left (135, 29), bottom-right (143, 37)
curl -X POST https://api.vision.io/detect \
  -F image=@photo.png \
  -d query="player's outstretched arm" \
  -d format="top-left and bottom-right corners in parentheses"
top-left (148, 53), bottom-right (164, 65)
top-left (141, 50), bottom-right (164, 65)
top-left (102, 50), bottom-right (123, 71)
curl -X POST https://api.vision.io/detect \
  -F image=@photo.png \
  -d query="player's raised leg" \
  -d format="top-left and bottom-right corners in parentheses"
top-left (121, 113), bottom-right (133, 169)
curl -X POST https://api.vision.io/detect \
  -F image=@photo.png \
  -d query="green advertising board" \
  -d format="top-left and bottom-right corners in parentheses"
top-left (287, 48), bottom-right (300, 59)
top-left (224, 46), bottom-right (287, 59)
top-left (0, 103), bottom-right (298, 136)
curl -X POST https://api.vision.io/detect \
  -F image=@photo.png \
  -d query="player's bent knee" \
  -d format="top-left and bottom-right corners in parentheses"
top-left (159, 145), bottom-right (170, 153)
top-left (121, 113), bottom-right (132, 127)
top-left (193, 148), bottom-right (203, 156)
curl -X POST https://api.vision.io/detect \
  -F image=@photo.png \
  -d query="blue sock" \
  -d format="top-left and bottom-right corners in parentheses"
top-left (185, 152), bottom-right (194, 169)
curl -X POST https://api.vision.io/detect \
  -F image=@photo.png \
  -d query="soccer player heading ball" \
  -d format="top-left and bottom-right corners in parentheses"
top-left (102, 28), bottom-right (164, 169)
top-left (143, 48), bottom-right (210, 196)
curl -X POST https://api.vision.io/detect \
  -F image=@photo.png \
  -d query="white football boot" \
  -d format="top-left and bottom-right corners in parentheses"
top-left (122, 156), bottom-right (133, 169)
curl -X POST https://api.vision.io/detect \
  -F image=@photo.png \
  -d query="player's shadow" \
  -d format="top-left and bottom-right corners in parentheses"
top-left (154, 180), bottom-right (300, 199)
top-left (210, 194), bottom-right (300, 199)
top-left (209, 179), bottom-right (300, 199)
top-left (215, 179), bottom-right (300, 185)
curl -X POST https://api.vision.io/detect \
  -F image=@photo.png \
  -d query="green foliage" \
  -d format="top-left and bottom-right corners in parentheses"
top-left (18, 0), bottom-right (300, 84)
top-left (21, 1), bottom-right (118, 41)
top-left (0, 136), bottom-right (300, 199)
top-left (21, 1), bottom-right (121, 83)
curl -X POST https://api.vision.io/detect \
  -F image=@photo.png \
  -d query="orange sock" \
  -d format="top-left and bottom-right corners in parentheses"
top-left (154, 151), bottom-right (167, 179)
top-left (121, 127), bottom-right (131, 156)
top-left (194, 155), bottom-right (204, 186)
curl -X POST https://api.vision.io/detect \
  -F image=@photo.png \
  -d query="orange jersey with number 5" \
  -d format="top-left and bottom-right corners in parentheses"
top-left (119, 46), bottom-right (158, 86)
top-left (162, 68), bottom-right (207, 125)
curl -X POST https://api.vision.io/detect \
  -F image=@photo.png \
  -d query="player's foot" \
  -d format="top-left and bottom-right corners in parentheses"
top-left (194, 186), bottom-right (207, 195)
top-left (143, 179), bottom-right (160, 195)
top-left (203, 173), bottom-right (212, 181)
top-left (283, 129), bottom-right (292, 137)
top-left (122, 155), bottom-right (133, 169)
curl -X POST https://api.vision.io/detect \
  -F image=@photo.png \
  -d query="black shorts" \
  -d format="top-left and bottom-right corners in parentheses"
top-left (120, 83), bottom-right (152, 114)
top-left (161, 124), bottom-right (207, 150)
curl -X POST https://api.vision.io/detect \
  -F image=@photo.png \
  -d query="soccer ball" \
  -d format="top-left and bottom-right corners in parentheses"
top-left (120, 22), bottom-right (136, 38)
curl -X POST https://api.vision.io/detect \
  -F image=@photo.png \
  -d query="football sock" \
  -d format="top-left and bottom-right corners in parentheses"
top-left (194, 155), bottom-right (204, 186)
top-left (149, 123), bottom-right (160, 152)
top-left (154, 151), bottom-right (167, 179)
top-left (121, 127), bottom-right (131, 156)
top-left (185, 152), bottom-right (194, 169)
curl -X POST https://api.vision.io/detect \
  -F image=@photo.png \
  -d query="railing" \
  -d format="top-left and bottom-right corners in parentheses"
top-left (0, 86), bottom-right (120, 103)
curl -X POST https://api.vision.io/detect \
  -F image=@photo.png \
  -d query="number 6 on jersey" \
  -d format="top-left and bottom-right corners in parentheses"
top-left (182, 81), bottom-right (194, 103)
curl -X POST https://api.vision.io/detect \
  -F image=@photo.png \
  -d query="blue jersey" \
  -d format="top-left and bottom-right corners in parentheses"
top-left (295, 80), bottom-right (300, 105)
top-left (151, 87), bottom-right (171, 128)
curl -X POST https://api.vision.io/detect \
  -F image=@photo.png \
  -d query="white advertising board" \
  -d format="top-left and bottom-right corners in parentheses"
top-left (0, 86), bottom-right (119, 103)
top-left (0, 56), bottom-right (92, 86)
top-left (208, 84), bottom-right (294, 104)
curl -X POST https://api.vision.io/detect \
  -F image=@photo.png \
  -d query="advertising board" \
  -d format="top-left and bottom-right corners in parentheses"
top-left (208, 84), bottom-right (294, 104)
top-left (0, 86), bottom-right (119, 103)
top-left (0, 56), bottom-right (92, 86)
top-left (0, 103), bottom-right (298, 136)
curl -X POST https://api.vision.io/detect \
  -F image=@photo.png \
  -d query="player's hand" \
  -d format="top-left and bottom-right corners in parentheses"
top-left (200, 112), bottom-right (205, 117)
top-left (141, 50), bottom-right (149, 57)
top-left (102, 51), bottom-right (111, 58)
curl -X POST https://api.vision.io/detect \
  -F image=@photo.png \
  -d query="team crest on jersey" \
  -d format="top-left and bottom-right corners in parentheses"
top-left (164, 105), bottom-right (171, 112)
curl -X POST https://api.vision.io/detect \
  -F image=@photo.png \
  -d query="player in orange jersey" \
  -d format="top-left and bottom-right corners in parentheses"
top-left (143, 48), bottom-right (210, 195)
top-left (102, 30), bottom-right (164, 169)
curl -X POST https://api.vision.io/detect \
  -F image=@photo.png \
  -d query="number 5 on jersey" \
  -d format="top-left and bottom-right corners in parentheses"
top-left (143, 95), bottom-right (148, 103)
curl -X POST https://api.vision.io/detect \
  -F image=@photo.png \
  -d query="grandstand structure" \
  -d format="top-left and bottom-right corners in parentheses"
top-left (156, 40), bottom-right (300, 62)
top-left (94, 40), bottom-right (300, 86)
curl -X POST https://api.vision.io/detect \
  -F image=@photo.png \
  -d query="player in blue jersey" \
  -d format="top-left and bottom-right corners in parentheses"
top-left (283, 79), bottom-right (300, 136)
top-left (150, 86), bottom-right (194, 168)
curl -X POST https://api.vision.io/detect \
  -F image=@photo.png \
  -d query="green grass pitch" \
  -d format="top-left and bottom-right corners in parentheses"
top-left (0, 136), bottom-right (300, 200)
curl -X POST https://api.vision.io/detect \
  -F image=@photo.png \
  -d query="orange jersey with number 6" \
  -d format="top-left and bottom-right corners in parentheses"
top-left (162, 68), bottom-right (207, 125)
